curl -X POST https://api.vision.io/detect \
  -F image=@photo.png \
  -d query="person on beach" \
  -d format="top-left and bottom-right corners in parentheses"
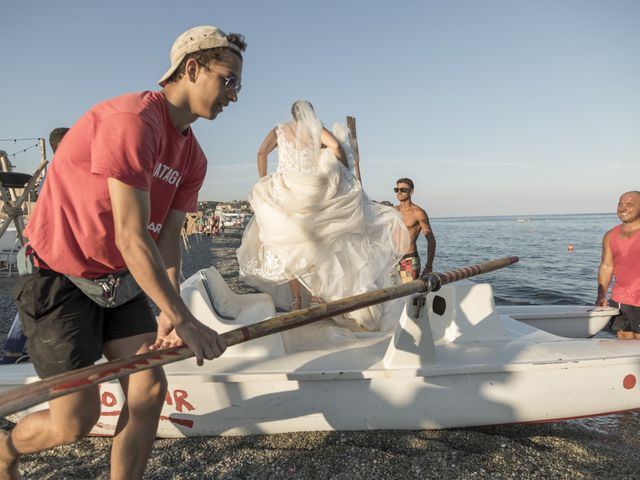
top-left (596, 191), bottom-right (640, 339)
top-left (37, 128), bottom-right (70, 196)
top-left (394, 178), bottom-right (436, 283)
top-left (48, 128), bottom-right (69, 155)
top-left (237, 100), bottom-right (409, 330)
top-left (0, 128), bottom-right (70, 365)
top-left (0, 25), bottom-right (245, 480)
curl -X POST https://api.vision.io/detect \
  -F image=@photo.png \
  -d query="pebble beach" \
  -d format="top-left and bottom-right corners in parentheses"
top-left (1, 229), bottom-right (640, 479)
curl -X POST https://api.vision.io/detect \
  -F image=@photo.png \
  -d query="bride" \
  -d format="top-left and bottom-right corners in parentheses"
top-left (237, 100), bottom-right (409, 331)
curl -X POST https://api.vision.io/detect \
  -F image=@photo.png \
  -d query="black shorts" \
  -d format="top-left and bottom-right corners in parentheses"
top-left (14, 267), bottom-right (157, 379)
top-left (609, 299), bottom-right (640, 333)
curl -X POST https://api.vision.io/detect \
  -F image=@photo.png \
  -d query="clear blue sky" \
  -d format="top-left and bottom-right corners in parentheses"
top-left (1, 0), bottom-right (638, 217)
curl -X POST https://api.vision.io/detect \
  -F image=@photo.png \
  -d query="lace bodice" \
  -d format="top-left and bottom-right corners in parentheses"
top-left (275, 123), bottom-right (318, 174)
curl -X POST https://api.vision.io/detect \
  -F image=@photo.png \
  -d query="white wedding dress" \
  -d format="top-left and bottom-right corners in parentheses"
top-left (237, 117), bottom-right (409, 331)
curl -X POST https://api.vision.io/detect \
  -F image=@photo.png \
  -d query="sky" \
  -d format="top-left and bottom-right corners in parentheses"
top-left (1, 0), bottom-right (638, 217)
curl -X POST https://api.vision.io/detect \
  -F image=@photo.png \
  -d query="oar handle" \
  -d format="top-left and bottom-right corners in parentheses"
top-left (0, 256), bottom-right (518, 418)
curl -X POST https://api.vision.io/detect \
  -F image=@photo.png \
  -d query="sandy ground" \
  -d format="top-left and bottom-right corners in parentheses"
top-left (1, 230), bottom-right (639, 479)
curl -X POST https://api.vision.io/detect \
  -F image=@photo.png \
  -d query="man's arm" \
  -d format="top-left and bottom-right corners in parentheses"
top-left (321, 128), bottom-right (348, 168)
top-left (419, 210), bottom-right (436, 273)
top-left (153, 208), bottom-right (197, 350)
top-left (155, 208), bottom-right (185, 291)
top-left (596, 230), bottom-right (614, 306)
top-left (107, 178), bottom-right (225, 365)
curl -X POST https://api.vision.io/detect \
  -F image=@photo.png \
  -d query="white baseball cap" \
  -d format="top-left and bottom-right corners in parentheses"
top-left (158, 25), bottom-right (242, 86)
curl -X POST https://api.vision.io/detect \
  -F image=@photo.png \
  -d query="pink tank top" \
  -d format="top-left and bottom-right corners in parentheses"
top-left (610, 225), bottom-right (640, 306)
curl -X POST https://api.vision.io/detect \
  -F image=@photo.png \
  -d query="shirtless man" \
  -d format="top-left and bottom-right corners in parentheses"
top-left (395, 178), bottom-right (436, 282)
top-left (597, 191), bottom-right (640, 339)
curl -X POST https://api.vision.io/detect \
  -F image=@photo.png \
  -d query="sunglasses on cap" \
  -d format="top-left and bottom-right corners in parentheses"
top-left (394, 187), bottom-right (411, 193)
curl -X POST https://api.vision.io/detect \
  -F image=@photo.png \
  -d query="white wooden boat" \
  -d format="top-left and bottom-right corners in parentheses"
top-left (2, 266), bottom-right (634, 438)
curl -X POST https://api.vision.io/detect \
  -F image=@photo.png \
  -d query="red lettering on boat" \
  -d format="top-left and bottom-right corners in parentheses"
top-left (100, 411), bottom-right (121, 416)
top-left (173, 390), bottom-right (194, 412)
top-left (623, 374), bottom-right (636, 390)
top-left (159, 416), bottom-right (193, 428)
top-left (101, 391), bottom-right (117, 407)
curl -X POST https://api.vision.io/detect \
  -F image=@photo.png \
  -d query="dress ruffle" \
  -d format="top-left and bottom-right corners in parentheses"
top-left (237, 124), bottom-right (409, 331)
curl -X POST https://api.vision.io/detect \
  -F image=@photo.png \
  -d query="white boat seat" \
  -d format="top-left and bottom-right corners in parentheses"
top-left (199, 268), bottom-right (241, 319)
top-left (427, 280), bottom-right (509, 344)
top-left (497, 305), bottom-right (618, 338)
top-left (180, 266), bottom-right (282, 357)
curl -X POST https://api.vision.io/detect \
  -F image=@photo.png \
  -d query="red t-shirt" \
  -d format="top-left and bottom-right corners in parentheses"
top-left (610, 225), bottom-right (640, 307)
top-left (26, 91), bottom-right (207, 278)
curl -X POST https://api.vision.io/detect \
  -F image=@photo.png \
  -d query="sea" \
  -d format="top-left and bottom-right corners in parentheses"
top-left (417, 213), bottom-right (619, 307)
top-left (418, 212), bottom-right (631, 433)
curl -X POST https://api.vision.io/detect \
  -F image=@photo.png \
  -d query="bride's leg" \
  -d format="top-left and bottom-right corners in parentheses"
top-left (289, 279), bottom-right (302, 310)
top-left (310, 294), bottom-right (324, 305)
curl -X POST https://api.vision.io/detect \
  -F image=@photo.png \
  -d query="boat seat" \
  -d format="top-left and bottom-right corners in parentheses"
top-left (180, 266), bottom-right (282, 357)
top-left (427, 280), bottom-right (509, 344)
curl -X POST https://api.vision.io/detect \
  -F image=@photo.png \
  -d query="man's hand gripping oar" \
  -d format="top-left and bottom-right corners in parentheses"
top-left (0, 256), bottom-right (518, 418)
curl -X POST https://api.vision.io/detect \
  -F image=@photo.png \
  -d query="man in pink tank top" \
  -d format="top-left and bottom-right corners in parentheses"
top-left (597, 191), bottom-right (640, 339)
top-left (0, 26), bottom-right (246, 480)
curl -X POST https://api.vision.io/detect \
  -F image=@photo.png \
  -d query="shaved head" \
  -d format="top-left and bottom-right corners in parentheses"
top-left (621, 191), bottom-right (640, 200)
top-left (617, 191), bottom-right (640, 224)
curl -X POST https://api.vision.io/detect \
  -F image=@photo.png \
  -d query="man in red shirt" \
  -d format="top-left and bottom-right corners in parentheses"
top-left (597, 191), bottom-right (640, 339)
top-left (0, 26), bottom-right (246, 480)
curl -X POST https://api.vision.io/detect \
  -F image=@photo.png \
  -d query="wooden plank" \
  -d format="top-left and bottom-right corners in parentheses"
top-left (345, 116), bottom-right (362, 184)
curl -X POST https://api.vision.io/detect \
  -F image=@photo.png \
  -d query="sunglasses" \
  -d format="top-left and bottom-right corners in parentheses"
top-left (219, 73), bottom-right (242, 94)
top-left (200, 63), bottom-right (242, 94)
top-left (394, 187), bottom-right (411, 193)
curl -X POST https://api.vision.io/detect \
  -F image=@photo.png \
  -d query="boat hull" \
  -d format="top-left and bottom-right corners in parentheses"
top-left (0, 272), bottom-right (635, 438)
top-left (4, 356), bottom-right (640, 438)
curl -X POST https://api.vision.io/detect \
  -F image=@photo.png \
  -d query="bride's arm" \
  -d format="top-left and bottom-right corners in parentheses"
top-left (320, 128), bottom-right (348, 168)
top-left (257, 128), bottom-right (277, 177)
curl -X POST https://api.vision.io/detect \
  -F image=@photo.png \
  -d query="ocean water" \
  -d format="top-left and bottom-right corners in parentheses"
top-left (417, 213), bottom-right (620, 306)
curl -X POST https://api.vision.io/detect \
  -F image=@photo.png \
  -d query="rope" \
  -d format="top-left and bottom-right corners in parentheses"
top-left (6, 143), bottom-right (39, 158)
top-left (0, 138), bottom-right (42, 142)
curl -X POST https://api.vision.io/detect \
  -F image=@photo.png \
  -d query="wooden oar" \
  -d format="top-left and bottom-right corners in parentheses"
top-left (0, 256), bottom-right (518, 418)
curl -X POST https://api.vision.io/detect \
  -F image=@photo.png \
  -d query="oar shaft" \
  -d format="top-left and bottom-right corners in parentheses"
top-left (225, 255), bottom-right (519, 346)
top-left (0, 256), bottom-right (518, 418)
top-left (436, 256), bottom-right (519, 287)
